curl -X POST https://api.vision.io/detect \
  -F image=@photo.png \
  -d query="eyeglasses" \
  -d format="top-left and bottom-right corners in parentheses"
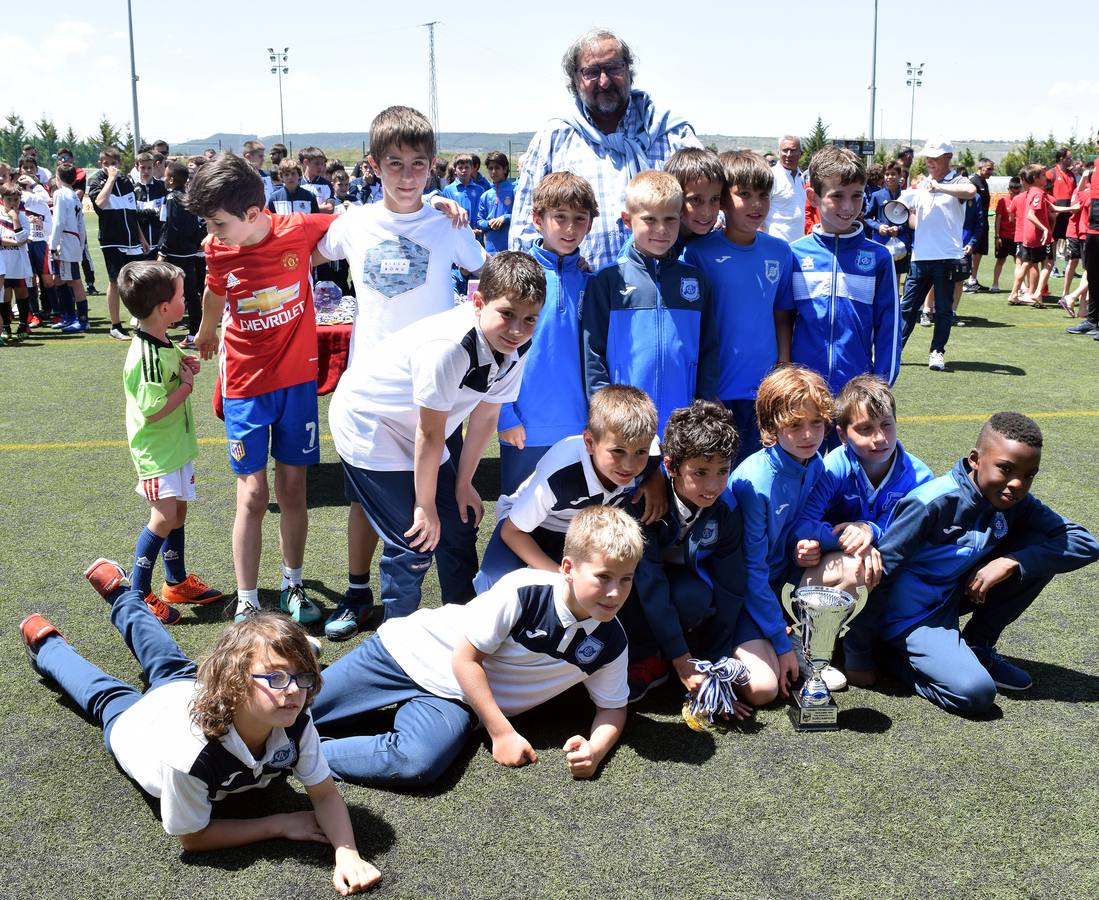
top-left (578, 60), bottom-right (627, 82)
top-left (251, 670), bottom-right (317, 690)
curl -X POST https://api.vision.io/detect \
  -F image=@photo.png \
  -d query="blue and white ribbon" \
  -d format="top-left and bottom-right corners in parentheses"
top-left (686, 656), bottom-right (751, 724)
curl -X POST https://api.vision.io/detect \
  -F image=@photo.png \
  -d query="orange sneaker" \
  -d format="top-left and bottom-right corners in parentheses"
top-left (84, 558), bottom-right (130, 600)
top-left (21, 613), bottom-right (65, 669)
top-left (162, 574), bottom-right (223, 605)
top-left (144, 592), bottom-right (182, 625)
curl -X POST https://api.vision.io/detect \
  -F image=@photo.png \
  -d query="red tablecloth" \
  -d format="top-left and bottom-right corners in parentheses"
top-left (211, 322), bottom-right (353, 419)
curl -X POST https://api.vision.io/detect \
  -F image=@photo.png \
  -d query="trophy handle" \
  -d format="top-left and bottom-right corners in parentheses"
top-left (781, 584), bottom-right (802, 636)
top-left (839, 585), bottom-right (869, 638)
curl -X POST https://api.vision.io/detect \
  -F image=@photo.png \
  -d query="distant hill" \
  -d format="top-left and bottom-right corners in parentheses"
top-left (175, 132), bottom-right (1022, 163)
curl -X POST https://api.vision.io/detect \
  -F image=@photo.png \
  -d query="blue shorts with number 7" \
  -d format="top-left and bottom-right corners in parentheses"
top-left (222, 380), bottom-right (320, 475)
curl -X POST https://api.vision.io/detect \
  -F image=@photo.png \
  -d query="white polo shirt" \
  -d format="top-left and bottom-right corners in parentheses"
top-left (329, 302), bottom-right (529, 470)
top-left (378, 568), bottom-right (629, 717)
top-left (902, 172), bottom-right (967, 262)
top-left (765, 166), bottom-right (807, 243)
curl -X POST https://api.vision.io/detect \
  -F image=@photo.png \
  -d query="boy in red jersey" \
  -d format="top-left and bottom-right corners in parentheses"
top-left (991, 176), bottom-right (1021, 293)
top-left (189, 153), bottom-right (333, 624)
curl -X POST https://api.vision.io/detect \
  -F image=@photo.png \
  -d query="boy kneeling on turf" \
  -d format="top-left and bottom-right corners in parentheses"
top-left (791, 375), bottom-right (933, 688)
top-left (871, 413), bottom-right (1099, 713)
top-left (619, 401), bottom-right (749, 704)
top-left (311, 505), bottom-right (641, 786)
top-left (21, 560), bottom-right (380, 894)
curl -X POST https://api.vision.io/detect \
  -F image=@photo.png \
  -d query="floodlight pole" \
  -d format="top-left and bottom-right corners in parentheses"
top-left (126, 0), bottom-right (141, 156)
top-left (269, 47), bottom-right (289, 146)
top-left (868, 0), bottom-right (878, 143)
top-left (422, 22), bottom-right (440, 147)
top-left (906, 61), bottom-right (924, 150)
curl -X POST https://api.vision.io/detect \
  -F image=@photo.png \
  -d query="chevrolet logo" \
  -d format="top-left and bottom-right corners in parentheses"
top-left (238, 283), bottom-right (300, 315)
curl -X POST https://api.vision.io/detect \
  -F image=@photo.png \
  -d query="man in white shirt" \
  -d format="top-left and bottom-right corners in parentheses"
top-left (763, 135), bottom-right (806, 242)
top-left (897, 137), bottom-right (977, 372)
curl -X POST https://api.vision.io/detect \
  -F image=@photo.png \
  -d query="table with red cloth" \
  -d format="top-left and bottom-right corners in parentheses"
top-left (211, 322), bottom-right (353, 419)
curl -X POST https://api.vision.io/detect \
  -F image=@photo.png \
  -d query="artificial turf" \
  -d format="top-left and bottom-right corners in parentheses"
top-left (1, 228), bottom-right (1097, 899)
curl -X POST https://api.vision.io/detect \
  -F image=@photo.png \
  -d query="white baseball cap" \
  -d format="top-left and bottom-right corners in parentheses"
top-left (917, 138), bottom-right (954, 157)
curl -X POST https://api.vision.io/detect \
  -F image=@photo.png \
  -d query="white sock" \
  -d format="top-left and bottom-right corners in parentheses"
top-left (236, 588), bottom-right (260, 612)
top-left (280, 566), bottom-right (303, 590)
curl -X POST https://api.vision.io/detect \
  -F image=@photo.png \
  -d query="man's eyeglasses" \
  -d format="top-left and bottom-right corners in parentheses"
top-left (251, 670), bottom-right (317, 690)
top-left (579, 61), bottom-right (627, 82)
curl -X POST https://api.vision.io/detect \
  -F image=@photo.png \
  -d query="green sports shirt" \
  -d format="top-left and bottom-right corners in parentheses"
top-left (124, 331), bottom-right (198, 479)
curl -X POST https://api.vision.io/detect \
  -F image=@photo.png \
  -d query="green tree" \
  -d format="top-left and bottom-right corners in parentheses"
top-left (910, 156), bottom-right (928, 178)
top-left (956, 147), bottom-right (976, 171)
top-left (873, 143), bottom-right (889, 165)
top-left (33, 116), bottom-right (59, 161)
top-left (1, 113), bottom-right (28, 164)
top-left (998, 149), bottom-right (1028, 177)
top-left (802, 116), bottom-right (830, 168)
top-left (1037, 131), bottom-right (1059, 167)
top-left (88, 115), bottom-right (122, 153)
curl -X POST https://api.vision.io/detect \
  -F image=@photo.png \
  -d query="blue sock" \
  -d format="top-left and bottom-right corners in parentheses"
top-left (132, 527), bottom-right (165, 596)
top-left (162, 527), bottom-right (186, 584)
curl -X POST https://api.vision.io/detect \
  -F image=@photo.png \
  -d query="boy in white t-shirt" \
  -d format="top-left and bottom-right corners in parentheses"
top-left (312, 106), bottom-right (487, 640)
top-left (328, 251), bottom-right (545, 624)
top-left (311, 505), bottom-right (641, 787)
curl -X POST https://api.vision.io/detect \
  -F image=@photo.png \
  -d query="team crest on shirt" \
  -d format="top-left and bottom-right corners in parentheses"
top-left (229, 440), bottom-right (246, 461)
top-left (226, 272), bottom-right (242, 289)
top-left (281, 251), bottom-right (299, 270)
top-left (992, 512), bottom-right (1008, 539)
top-left (363, 235), bottom-right (430, 300)
top-left (271, 745), bottom-right (296, 766)
top-left (680, 277), bottom-right (700, 302)
top-left (701, 520), bottom-right (718, 546)
top-left (856, 250), bottom-right (875, 271)
top-left (764, 260), bottom-right (780, 283)
top-left (504, 195), bottom-right (512, 207)
top-left (574, 635), bottom-right (604, 665)
top-left (800, 256), bottom-right (814, 270)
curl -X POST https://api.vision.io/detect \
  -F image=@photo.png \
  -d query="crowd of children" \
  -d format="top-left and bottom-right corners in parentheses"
top-left (15, 110), bottom-right (1099, 893)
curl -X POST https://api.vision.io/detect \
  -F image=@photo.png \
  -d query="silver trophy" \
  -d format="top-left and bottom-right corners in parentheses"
top-left (781, 585), bottom-right (868, 731)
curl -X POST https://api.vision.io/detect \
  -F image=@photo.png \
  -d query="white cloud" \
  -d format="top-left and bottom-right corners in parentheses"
top-left (1048, 80), bottom-right (1099, 99)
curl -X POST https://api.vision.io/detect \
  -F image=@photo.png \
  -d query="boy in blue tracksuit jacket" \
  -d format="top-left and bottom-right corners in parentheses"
top-left (790, 147), bottom-right (900, 409)
top-left (618, 401), bottom-right (747, 703)
top-left (864, 161), bottom-right (913, 264)
top-left (790, 375), bottom-right (933, 682)
top-left (723, 365), bottom-right (833, 708)
top-left (476, 152), bottom-right (515, 255)
top-left (497, 172), bottom-right (597, 494)
top-left (683, 151), bottom-right (795, 465)
top-left (582, 171), bottom-right (719, 433)
top-left (869, 413), bottom-right (1099, 714)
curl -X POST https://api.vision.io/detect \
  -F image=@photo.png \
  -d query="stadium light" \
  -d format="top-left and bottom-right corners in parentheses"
top-left (268, 47), bottom-right (289, 146)
top-left (906, 61), bottom-right (924, 150)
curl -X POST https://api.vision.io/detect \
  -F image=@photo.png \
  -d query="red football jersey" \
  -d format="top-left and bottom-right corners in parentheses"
top-left (995, 196), bottom-right (1016, 238)
top-left (205, 212), bottom-right (333, 399)
top-left (1021, 186), bottom-right (1051, 248)
top-left (1068, 186), bottom-right (1089, 239)
top-left (1046, 165), bottom-right (1075, 202)
top-left (1010, 192), bottom-right (1028, 243)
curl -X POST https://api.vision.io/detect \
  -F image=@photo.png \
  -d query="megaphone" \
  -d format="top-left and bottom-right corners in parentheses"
top-left (883, 200), bottom-right (910, 226)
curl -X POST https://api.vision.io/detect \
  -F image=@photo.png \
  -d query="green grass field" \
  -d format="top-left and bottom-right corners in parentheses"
top-left (1, 224), bottom-right (1097, 899)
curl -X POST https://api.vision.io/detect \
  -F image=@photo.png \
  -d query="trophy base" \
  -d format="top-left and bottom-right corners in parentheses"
top-left (788, 697), bottom-right (839, 731)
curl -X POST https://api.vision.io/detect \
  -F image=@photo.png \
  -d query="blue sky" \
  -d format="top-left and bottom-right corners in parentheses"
top-left (4, 1), bottom-right (1094, 148)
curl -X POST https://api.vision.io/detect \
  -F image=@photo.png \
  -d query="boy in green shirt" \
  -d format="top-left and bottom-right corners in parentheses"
top-left (120, 261), bottom-right (222, 624)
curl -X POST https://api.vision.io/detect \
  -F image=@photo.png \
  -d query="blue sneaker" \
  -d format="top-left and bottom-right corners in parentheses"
top-left (280, 584), bottom-right (322, 625)
top-left (969, 643), bottom-right (1033, 691)
top-left (62, 319), bottom-right (88, 333)
top-left (324, 589), bottom-right (374, 641)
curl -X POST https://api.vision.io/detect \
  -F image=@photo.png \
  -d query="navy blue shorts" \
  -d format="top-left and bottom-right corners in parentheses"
top-left (223, 380), bottom-right (320, 475)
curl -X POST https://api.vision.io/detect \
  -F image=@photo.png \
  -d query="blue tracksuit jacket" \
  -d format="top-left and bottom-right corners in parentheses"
top-left (630, 474), bottom-right (747, 660)
top-left (683, 230), bottom-right (795, 402)
top-left (793, 441), bottom-right (934, 551)
top-left (725, 444), bottom-right (825, 654)
top-left (962, 192), bottom-right (984, 249)
top-left (442, 180), bottom-right (486, 236)
top-left (789, 225), bottom-right (901, 394)
top-left (864, 186), bottom-right (913, 252)
top-left (498, 240), bottom-right (590, 446)
top-left (476, 181), bottom-right (515, 254)
top-left (581, 241), bottom-right (719, 431)
top-left (875, 457), bottom-right (1099, 639)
